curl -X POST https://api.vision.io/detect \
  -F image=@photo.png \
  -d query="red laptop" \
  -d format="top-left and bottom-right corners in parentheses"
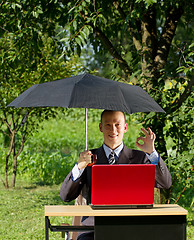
top-left (91, 164), bottom-right (155, 209)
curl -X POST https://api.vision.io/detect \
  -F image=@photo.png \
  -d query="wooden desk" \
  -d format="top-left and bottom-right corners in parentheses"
top-left (45, 204), bottom-right (188, 240)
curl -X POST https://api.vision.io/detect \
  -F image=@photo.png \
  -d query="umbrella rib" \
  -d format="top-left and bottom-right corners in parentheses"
top-left (68, 73), bottom-right (87, 108)
top-left (117, 84), bottom-right (132, 114)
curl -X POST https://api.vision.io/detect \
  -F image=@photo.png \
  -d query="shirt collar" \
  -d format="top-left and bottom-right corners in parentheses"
top-left (103, 142), bottom-right (124, 159)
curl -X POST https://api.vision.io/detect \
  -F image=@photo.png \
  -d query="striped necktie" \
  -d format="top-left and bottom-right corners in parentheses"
top-left (108, 151), bottom-right (116, 164)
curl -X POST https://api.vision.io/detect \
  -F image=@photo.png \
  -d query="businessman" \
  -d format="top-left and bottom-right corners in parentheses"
top-left (60, 110), bottom-right (172, 240)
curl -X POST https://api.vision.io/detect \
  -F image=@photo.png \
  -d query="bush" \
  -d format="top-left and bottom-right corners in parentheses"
top-left (167, 154), bottom-right (193, 207)
top-left (15, 111), bottom-right (141, 185)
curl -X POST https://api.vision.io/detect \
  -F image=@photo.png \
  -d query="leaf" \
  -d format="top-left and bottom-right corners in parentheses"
top-left (75, 36), bottom-right (82, 46)
top-left (80, 31), bottom-right (86, 40)
top-left (73, 20), bottom-right (77, 30)
top-left (60, 38), bottom-right (69, 43)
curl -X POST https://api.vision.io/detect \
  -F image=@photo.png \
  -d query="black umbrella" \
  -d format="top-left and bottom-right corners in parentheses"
top-left (7, 73), bottom-right (165, 149)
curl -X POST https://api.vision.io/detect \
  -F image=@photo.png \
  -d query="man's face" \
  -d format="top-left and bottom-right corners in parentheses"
top-left (99, 111), bottom-right (127, 149)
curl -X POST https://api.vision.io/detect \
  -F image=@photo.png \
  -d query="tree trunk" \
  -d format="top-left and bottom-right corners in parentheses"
top-left (4, 131), bottom-right (15, 189)
top-left (11, 135), bottom-right (25, 188)
top-left (141, 6), bottom-right (157, 78)
top-left (11, 155), bottom-right (17, 188)
top-left (5, 156), bottom-right (9, 189)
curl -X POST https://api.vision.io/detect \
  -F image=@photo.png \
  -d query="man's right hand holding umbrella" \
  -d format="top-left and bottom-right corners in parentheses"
top-left (78, 150), bottom-right (93, 169)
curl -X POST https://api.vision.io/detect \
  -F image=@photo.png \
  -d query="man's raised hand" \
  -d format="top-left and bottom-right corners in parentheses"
top-left (136, 127), bottom-right (156, 154)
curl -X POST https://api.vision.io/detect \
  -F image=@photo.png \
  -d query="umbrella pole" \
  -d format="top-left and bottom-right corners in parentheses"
top-left (85, 108), bottom-right (87, 150)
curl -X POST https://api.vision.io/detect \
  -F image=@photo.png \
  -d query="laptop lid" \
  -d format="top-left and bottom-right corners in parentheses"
top-left (91, 164), bottom-right (155, 207)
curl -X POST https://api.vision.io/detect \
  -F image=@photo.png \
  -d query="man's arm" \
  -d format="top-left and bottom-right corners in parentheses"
top-left (137, 128), bottom-right (172, 189)
top-left (154, 156), bottom-right (172, 189)
top-left (60, 150), bottom-right (92, 202)
top-left (60, 169), bottom-right (86, 202)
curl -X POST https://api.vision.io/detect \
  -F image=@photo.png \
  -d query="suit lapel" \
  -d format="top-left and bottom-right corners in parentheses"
top-left (117, 145), bottom-right (133, 164)
top-left (96, 146), bottom-right (109, 164)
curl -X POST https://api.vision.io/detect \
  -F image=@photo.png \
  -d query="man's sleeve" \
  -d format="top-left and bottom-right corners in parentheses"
top-left (153, 155), bottom-right (172, 189)
top-left (72, 164), bottom-right (85, 181)
top-left (60, 167), bottom-right (86, 202)
top-left (146, 150), bottom-right (159, 165)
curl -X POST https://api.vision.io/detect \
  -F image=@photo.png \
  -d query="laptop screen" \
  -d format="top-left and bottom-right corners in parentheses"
top-left (91, 164), bottom-right (155, 206)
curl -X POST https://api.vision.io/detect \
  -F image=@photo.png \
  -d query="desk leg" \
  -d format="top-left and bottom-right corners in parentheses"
top-left (95, 215), bottom-right (186, 240)
top-left (45, 216), bottom-right (49, 240)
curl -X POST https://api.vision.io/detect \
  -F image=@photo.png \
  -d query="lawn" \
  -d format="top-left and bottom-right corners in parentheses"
top-left (0, 179), bottom-right (73, 240)
top-left (0, 178), bottom-right (193, 240)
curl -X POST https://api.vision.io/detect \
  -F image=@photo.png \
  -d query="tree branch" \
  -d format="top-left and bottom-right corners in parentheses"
top-left (90, 23), bottom-right (132, 77)
top-left (142, 5), bottom-right (158, 60)
top-left (15, 135), bottom-right (25, 159)
top-left (113, 1), bottom-right (142, 51)
top-left (174, 171), bottom-right (192, 204)
top-left (3, 113), bottom-right (13, 135)
top-left (154, 4), bottom-right (185, 69)
top-left (141, 5), bottom-right (158, 76)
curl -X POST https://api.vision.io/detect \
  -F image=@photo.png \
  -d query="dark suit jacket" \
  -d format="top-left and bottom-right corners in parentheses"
top-left (60, 145), bottom-right (172, 229)
top-left (60, 145), bottom-right (172, 204)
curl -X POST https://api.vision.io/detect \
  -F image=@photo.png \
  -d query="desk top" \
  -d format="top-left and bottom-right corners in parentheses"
top-left (45, 204), bottom-right (188, 217)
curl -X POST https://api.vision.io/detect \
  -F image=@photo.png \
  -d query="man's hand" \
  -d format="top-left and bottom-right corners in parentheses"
top-left (136, 128), bottom-right (156, 154)
top-left (77, 150), bottom-right (93, 169)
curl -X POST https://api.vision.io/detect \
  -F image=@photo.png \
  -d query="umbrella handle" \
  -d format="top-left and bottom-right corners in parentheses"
top-left (85, 108), bottom-right (87, 150)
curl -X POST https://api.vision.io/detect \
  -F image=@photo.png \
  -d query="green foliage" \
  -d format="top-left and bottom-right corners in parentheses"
top-left (14, 114), bottom-right (98, 185)
top-left (0, 18), bottom-right (85, 187)
top-left (176, 43), bottom-right (194, 77)
top-left (170, 158), bottom-right (193, 206)
top-left (7, 110), bottom-right (141, 185)
top-left (0, 0), bottom-right (193, 210)
top-left (43, 1), bottom-right (194, 182)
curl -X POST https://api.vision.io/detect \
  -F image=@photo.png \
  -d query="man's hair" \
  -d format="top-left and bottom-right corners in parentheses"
top-left (100, 110), bottom-right (126, 123)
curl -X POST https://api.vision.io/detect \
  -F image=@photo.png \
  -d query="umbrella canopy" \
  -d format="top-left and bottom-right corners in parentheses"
top-left (7, 73), bottom-right (165, 149)
top-left (8, 73), bottom-right (164, 114)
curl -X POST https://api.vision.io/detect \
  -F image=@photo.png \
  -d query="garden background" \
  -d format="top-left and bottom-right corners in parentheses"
top-left (0, 0), bottom-right (193, 239)
top-left (0, 111), bottom-right (193, 239)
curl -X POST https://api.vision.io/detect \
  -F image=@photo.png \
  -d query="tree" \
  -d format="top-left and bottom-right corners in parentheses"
top-left (1, 1), bottom-right (192, 153)
top-left (54, 0), bottom-right (193, 158)
top-left (0, 0), bottom-right (193, 202)
top-left (46, 0), bottom-right (194, 203)
top-left (0, 19), bottom-right (84, 187)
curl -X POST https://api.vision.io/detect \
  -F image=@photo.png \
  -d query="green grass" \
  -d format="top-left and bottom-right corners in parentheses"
top-left (0, 179), bottom-right (73, 240)
top-left (0, 179), bottom-right (193, 240)
top-left (187, 208), bottom-right (194, 240)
